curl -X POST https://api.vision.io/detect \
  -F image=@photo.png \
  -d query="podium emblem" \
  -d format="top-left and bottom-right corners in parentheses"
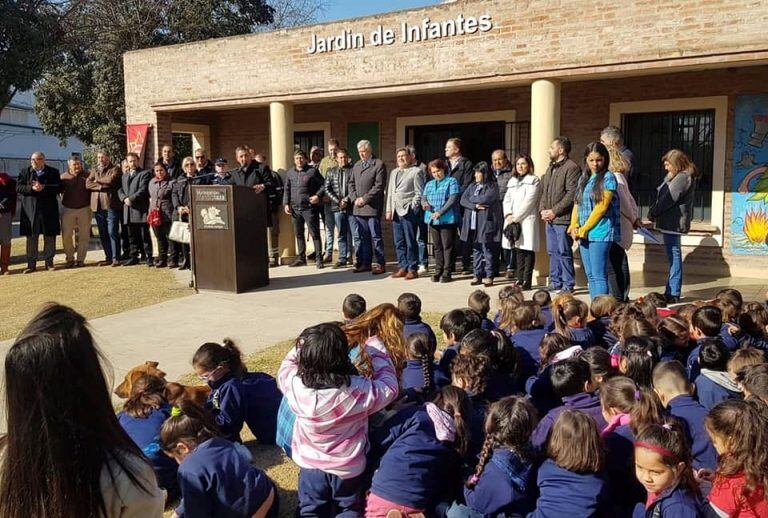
top-left (198, 205), bottom-right (229, 229)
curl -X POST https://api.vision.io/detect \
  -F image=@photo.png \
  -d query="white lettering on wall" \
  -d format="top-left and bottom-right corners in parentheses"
top-left (307, 14), bottom-right (494, 54)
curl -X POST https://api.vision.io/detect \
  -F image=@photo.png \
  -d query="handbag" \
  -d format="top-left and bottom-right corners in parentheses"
top-left (169, 220), bottom-right (190, 244)
top-left (503, 221), bottom-right (522, 243)
top-left (147, 208), bottom-right (162, 228)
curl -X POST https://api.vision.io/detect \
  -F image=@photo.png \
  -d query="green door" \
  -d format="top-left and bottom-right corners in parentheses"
top-left (347, 122), bottom-right (380, 158)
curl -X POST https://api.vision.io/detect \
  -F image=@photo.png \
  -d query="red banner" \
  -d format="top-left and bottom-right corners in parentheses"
top-left (126, 123), bottom-right (151, 163)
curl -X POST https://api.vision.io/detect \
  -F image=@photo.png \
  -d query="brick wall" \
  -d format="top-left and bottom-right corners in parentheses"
top-left (124, 0), bottom-right (768, 123)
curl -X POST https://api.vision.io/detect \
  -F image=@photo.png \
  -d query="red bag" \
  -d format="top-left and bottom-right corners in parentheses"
top-left (147, 208), bottom-right (162, 228)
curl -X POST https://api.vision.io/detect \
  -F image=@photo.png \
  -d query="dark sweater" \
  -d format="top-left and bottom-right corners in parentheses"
top-left (118, 406), bottom-right (178, 493)
top-left (509, 327), bottom-right (547, 380)
top-left (529, 459), bottom-right (606, 518)
top-left (667, 395), bottom-right (718, 470)
top-left (463, 448), bottom-right (538, 517)
top-left (206, 372), bottom-right (281, 444)
top-left (403, 317), bottom-right (437, 349)
top-left (531, 392), bottom-right (607, 450)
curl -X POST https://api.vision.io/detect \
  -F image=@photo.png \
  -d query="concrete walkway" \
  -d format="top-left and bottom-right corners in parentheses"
top-left (1, 257), bottom-right (766, 431)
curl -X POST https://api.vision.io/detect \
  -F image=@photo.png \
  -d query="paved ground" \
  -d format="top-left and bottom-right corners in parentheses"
top-left (1, 252), bottom-right (766, 432)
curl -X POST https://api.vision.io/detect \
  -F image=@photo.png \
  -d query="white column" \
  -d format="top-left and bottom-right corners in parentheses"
top-left (530, 79), bottom-right (561, 285)
top-left (270, 101), bottom-right (295, 260)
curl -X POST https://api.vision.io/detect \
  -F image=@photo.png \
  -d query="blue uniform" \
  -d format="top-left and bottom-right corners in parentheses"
top-left (400, 359), bottom-right (450, 391)
top-left (566, 326), bottom-right (596, 349)
top-left (439, 343), bottom-right (461, 373)
top-left (694, 372), bottom-right (741, 410)
top-left (463, 448), bottom-right (537, 517)
top-left (531, 392), bottom-right (607, 450)
top-left (176, 437), bottom-right (277, 518)
top-left (510, 327), bottom-right (548, 381)
top-left (667, 395), bottom-right (718, 470)
top-left (403, 317), bottom-right (438, 349)
top-left (604, 424), bottom-right (645, 516)
top-left (207, 372), bottom-right (281, 444)
top-left (525, 364), bottom-right (560, 417)
top-left (719, 323), bottom-right (740, 351)
top-left (480, 317), bottom-right (496, 331)
top-left (587, 316), bottom-right (617, 349)
top-left (631, 483), bottom-right (704, 518)
top-left (118, 406), bottom-right (178, 496)
top-left (529, 459), bottom-right (606, 518)
top-left (685, 337), bottom-right (724, 382)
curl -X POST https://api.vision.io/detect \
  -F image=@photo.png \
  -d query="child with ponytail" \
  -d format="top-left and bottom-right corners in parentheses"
top-left (458, 396), bottom-right (539, 517)
top-left (192, 338), bottom-right (282, 444)
top-left (400, 332), bottom-right (449, 393)
top-left (366, 386), bottom-right (471, 516)
top-left (599, 376), bottom-right (665, 515)
top-left (160, 400), bottom-right (278, 518)
top-left (506, 301), bottom-right (547, 381)
top-left (553, 298), bottom-right (596, 348)
top-left (702, 399), bottom-right (768, 517)
top-left (632, 420), bottom-right (704, 517)
top-left (118, 374), bottom-right (179, 500)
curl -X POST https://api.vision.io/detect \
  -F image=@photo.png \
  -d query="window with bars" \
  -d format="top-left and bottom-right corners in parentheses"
top-left (622, 110), bottom-right (715, 222)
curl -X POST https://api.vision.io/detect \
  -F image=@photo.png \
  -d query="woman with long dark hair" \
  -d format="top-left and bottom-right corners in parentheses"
top-left (568, 142), bottom-right (621, 298)
top-left (502, 154), bottom-right (541, 289)
top-left (647, 149), bottom-right (699, 304)
top-left (0, 304), bottom-right (164, 517)
top-left (460, 162), bottom-right (503, 287)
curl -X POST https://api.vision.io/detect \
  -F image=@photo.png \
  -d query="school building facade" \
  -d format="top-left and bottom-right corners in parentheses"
top-left (123, 0), bottom-right (768, 278)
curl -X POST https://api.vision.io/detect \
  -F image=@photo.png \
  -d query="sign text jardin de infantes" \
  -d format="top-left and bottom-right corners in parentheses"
top-left (307, 14), bottom-right (494, 54)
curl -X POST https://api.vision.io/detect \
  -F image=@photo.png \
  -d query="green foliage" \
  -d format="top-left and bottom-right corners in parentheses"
top-left (34, 0), bottom-right (277, 159)
top-left (0, 0), bottom-right (67, 111)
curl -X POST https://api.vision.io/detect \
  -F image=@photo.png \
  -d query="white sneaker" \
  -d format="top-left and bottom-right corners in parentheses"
top-left (418, 264), bottom-right (428, 274)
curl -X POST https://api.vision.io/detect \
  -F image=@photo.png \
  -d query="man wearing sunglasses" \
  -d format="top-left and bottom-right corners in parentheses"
top-left (194, 148), bottom-right (215, 178)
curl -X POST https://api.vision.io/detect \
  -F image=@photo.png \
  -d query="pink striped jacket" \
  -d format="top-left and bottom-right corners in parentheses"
top-left (277, 336), bottom-right (399, 479)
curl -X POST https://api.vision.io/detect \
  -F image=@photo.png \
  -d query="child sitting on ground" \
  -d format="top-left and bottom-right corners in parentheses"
top-left (587, 295), bottom-right (619, 349)
top-left (738, 304), bottom-right (768, 350)
top-left (400, 332), bottom-right (449, 394)
top-left (619, 336), bottom-right (660, 389)
top-left (716, 288), bottom-right (743, 351)
top-left (437, 308), bottom-right (482, 373)
top-left (553, 299), bottom-right (595, 349)
top-left (581, 346), bottom-right (617, 388)
top-left (532, 289), bottom-right (554, 331)
top-left (686, 305), bottom-right (725, 382)
top-left (736, 363), bottom-right (768, 403)
top-left (658, 314), bottom-right (692, 363)
top-left (451, 351), bottom-right (493, 469)
top-left (468, 289), bottom-right (496, 331)
top-left (494, 285), bottom-right (525, 329)
top-left (701, 399), bottom-right (768, 517)
top-left (342, 293), bottom-right (367, 323)
top-left (192, 339), bottom-right (281, 445)
top-left (366, 386), bottom-right (470, 517)
top-left (529, 410), bottom-right (606, 517)
top-left (531, 357), bottom-right (606, 450)
top-left (278, 323), bottom-right (398, 515)
top-left (506, 301), bottom-right (547, 381)
top-left (459, 396), bottom-right (539, 517)
top-left (118, 374), bottom-right (179, 500)
top-left (632, 420), bottom-right (705, 517)
top-left (652, 361), bottom-right (718, 472)
top-left (398, 292), bottom-right (437, 349)
top-left (525, 333), bottom-right (577, 416)
top-left (727, 347), bottom-right (765, 381)
top-left (694, 339), bottom-right (740, 410)
top-left (160, 400), bottom-right (278, 518)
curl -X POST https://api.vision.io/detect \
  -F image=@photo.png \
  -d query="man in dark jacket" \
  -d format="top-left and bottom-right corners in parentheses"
top-left (233, 145), bottom-right (278, 265)
top-left (194, 148), bottom-right (215, 178)
top-left (212, 157), bottom-right (234, 185)
top-left (161, 145), bottom-right (182, 180)
top-left (118, 152), bottom-right (153, 266)
top-left (492, 149), bottom-right (515, 278)
top-left (538, 137), bottom-right (581, 293)
top-left (324, 148), bottom-right (358, 268)
top-left (349, 140), bottom-right (387, 274)
top-left (446, 137), bottom-right (474, 273)
top-left (17, 151), bottom-right (62, 273)
top-left (283, 149), bottom-right (325, 268)
top-left (87, 150), bottom-right (123, 266)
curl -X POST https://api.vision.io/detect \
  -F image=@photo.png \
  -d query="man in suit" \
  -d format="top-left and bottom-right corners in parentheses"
top-left (348, 140), bottom-right (387, 275)
top-left (445, 137), bottom-right (474, 273)
top-left (118, 152), bottom-right (153, 266)
top-left (385, 147), bottom-right (423, 280)
top-left (16, 151), bottom-right (62, 273)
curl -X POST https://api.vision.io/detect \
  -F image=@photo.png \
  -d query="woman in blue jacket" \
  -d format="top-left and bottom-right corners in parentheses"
top-left (647, 149), bottom-right (699, 304)
top-left (422, 159), bottom-right (461, 283)
top-left (460, 162), bottom-right (503, 287)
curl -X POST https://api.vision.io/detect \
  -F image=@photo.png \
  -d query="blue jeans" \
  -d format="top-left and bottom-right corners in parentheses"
top-left (472, 240), bottom-right (495, 279)
top-left (323, 204), bottom-right (335, 256)
top-left (580, 240), bottom-right (612, 299)
top-left (354, 216), bottom-right (385, 267)
top-left (416, 216), bottom-right (429, 266)
top-left (392, 211), bottom-right (419, 271)
top-left (298, 468), bottom-right (364, 517)
top-left (545, 223), bottom-right (575, 290)
top-left (333, 211), bottom-right (353, 261)
top-left (663, 233), bottom-right (683, 297)
top-left (94, 208), bottom-right (121, 261)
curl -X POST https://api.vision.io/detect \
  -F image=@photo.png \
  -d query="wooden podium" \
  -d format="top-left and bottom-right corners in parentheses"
top-left (190, 185), bottom-right (269, 293)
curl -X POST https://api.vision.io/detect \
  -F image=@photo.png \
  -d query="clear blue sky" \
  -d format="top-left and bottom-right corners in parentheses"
top-left (317, 0), bottom-right (443, 22)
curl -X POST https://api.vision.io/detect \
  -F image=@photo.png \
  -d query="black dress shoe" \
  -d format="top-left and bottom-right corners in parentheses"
top-left (316, 260), bottom-right (325, 269)
top-left (440, 273), bottom-right (452, 283)
top-left (122, 258), bottom-right (139, 266)
top-left (289, 258), bottom-right (307, 267)
top-left (307, 252), bottom-right (317, 261)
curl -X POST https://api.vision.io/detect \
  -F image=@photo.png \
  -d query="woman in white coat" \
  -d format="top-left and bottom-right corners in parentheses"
top-left (606, 145), bottom-right (640, 302)
top-left (502, 154), bottom-right (541, 289)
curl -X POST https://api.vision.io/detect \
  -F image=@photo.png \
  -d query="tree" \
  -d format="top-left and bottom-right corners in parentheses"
top-left (0, 0), bottom-right (72, 113)
top-left (34, 0), bottom-right (285, 158)
top-left (267, 0), bottom-right (329, 29)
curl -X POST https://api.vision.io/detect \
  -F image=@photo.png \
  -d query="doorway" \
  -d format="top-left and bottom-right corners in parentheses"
top-left (407, 121), bottom-right (505, 165)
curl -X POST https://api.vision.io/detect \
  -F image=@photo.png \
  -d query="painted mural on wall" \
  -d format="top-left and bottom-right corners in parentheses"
top-left (730, 94), bottom-right (768, 255)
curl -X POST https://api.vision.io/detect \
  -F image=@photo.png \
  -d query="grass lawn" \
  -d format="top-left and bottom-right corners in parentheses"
top-left (0, 237), bottom-right (193, 341)
top-left (165, 312), bottom-right (445, 517)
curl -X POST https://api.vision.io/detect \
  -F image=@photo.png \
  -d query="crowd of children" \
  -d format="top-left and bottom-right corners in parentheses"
top-left (105, 286), bottom-right (768, 517)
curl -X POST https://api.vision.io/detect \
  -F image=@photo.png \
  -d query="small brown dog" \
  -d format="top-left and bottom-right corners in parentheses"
top-left (115, 361), bottom-right (210, 407)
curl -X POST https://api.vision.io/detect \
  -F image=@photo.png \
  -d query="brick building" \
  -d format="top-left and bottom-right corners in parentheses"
top-left (123, 0), bottom-right (768, 278)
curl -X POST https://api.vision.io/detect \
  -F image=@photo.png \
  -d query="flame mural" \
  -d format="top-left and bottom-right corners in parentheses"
top-left (731, 95), bottom-right (768, 254)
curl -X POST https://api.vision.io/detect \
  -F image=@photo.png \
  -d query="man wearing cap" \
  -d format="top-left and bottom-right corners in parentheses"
top-left (212, 158), bottom-right (234, 185)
